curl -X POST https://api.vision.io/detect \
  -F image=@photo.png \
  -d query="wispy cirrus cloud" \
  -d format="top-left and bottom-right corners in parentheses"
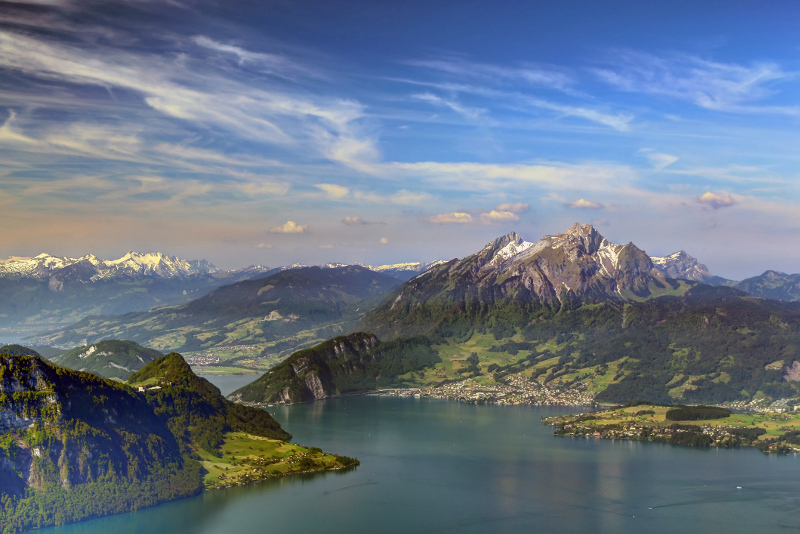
top-left (393, 77), bottom-right (633, 131)
top-left (0, 30), bottom-right (379, 172)
top-left (411, 92), bottom-right (488, 121)
top-left (388, 161), bottom-right (635, 193)
top-left (524, 97), bottom-right (632, 131)
top-left (639, 148), bottom-right (678, 170)
top-left (192, 36), bottom-right (320, 80)
top-left (594, 50), bottom-right (799, 115)
top-left (406, 57), bottom-right (575, 92)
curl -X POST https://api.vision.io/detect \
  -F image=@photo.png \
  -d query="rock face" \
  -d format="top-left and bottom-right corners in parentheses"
top-left (229, 333), bottom-right (380, 405)
top-left (229, 333), bottom-right (439, 405)
top-left (360, 223), bottom-right (678, 339)
top-left (0, 356), bottom-right (59, 433)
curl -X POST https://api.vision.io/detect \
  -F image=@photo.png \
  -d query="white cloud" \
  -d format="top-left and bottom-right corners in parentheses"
top-left (315, 183), bottom-right (350, 199)
top-left (566, 198), bottom-right (605, 210)
top-left (697, 191), bottom-right (735, 209)
top-left (480, 210), bottom-right (519, 223)
top-left (494, 202), bottom-right (529, 213)
top-left (269, 220), bottom-right (308, 233)
top-left (424, 212), bottom-right (473, 224)
top-left (256, 243), bottom-right (272, 248)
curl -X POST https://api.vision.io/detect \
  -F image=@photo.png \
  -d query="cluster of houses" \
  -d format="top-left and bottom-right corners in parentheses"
top-left (415, 375), bottom-right (596, 406)
top-left (721, 397), bottom-right (800, 413)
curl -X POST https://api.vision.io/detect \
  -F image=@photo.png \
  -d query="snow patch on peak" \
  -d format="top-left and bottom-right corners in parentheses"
top-left (651, 251), bottom-right (689, 266)
top-left (595, 239), bottom-right (624, 277)
top-left (494, 240), bottom-right (534, 263)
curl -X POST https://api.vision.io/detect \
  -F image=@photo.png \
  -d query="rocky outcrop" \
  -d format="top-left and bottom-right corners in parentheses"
top-left (229, 333), bottom-right (437, 405)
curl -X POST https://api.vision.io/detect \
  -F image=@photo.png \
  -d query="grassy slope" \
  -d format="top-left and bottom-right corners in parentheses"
top-left (198, 432), bottom-right (357, 489)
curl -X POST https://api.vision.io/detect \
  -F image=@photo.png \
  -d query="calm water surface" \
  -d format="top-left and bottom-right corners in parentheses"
top-left (42, 395), bottom-right (800, 534)
top-left (196, 374), bottom-right (262, 396)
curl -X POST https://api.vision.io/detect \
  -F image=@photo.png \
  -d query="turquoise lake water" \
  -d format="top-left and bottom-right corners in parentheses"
top-left (41, 395), bottom-right (800, 534)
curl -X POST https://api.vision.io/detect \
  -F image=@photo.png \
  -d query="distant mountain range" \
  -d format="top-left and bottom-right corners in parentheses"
top-left (0, 251), bottom-right (219, 282)
top-left (0, 249), bottom-right (443, 336)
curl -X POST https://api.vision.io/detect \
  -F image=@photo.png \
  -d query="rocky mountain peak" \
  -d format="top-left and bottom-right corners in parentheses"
top-left (477, 232), bottom-right (533, 272)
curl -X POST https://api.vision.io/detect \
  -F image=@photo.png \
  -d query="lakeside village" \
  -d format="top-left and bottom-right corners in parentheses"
top-left (374, 374), bottom-right (596, 406)
top-left (374, 374), bottom-right (800, 412)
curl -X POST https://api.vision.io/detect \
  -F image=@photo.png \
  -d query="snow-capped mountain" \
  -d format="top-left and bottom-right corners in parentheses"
top-left (359, 223), bottom-right (672, 339)
top-left (650, 251), bottom-right (729, 286)
top-left (0, 251), bottom-right (218, 282)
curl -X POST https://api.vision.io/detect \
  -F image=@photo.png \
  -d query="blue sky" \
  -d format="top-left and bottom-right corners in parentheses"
top-left (1, 0), bottom-right (800, 278)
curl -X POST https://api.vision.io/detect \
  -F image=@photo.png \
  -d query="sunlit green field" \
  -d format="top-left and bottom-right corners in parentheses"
top-left (197, 432), bottom-right (357, 488)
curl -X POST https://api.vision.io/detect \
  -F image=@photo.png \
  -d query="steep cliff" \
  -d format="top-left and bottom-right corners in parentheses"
top-left (229, 333), bottom-right (439, 404)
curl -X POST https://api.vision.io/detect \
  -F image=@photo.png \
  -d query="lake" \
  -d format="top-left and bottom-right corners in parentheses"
top-left (41, 396), bottom-right (800, 534)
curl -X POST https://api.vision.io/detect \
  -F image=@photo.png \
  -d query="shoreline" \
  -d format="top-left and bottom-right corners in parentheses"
top-left (542, 405), bottom-right (800, 454)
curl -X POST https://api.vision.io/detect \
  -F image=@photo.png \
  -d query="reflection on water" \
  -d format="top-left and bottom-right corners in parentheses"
top-left (42, 397), bottom-right (800, 534)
